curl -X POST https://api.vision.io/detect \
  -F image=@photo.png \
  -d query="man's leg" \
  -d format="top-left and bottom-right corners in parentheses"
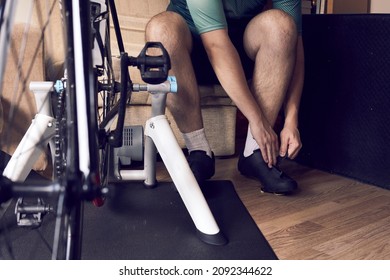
top-left (244, 9), bottom-right (298, 150)
top-left (145, 12), bottom-right (214, 183)
top-left (238, 9), bottom-right (298, 194)
top-left (146, 12), bottom-right (202, 133)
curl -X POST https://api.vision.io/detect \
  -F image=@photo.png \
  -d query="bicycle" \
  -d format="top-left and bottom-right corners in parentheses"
top-left (0, 0), bottom-right (226, 260)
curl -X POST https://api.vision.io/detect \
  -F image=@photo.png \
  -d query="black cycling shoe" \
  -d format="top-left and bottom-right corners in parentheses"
top-left (187, 150), bottom-right (215, 184)
top-left (237, 150), bottom-right (297, 195)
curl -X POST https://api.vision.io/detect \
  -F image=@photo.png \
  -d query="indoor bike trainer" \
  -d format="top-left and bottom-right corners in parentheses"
top-left (3, 42), bottom-right (228, 246)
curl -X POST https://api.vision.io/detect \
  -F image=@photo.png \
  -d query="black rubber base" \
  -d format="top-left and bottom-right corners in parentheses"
top-left (197, 229), bottom-right (228, 246)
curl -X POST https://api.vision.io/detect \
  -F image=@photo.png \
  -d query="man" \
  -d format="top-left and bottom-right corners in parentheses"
top-left (145, 0), bottom-right (304, 195)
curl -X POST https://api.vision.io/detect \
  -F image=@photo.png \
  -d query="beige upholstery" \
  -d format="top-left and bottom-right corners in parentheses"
top-left (39, 0), bottom-right (65, 82)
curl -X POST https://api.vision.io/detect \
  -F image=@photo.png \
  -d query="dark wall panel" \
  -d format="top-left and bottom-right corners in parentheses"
top-left (297, 14), bottom-right (390, 189)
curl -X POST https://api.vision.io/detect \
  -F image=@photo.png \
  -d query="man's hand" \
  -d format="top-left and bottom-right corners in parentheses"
top-left (279, 125), bottom-right (302, 159)
top-left (250, 119), bottom-right (279, 168)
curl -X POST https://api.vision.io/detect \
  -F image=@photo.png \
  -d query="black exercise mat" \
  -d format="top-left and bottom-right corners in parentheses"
top-left (0, 180), bottom-right (277, 260)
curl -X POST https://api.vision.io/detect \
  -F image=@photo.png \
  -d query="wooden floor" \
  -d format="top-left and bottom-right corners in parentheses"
top-left (156, 154), bottom-right (390, 260)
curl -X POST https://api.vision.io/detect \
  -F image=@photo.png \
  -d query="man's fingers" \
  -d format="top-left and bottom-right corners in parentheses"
top-left (258, 144), bottom-right (275, 167)
top-left (279, 136), bottom-right (288, 157)
top-left (267, 145), bottom-right (274, 168)
top-left (259, 145), bottom-right (269, 165)
top-left (288, 142), bottom-right (302, 159)
top-left (252, 124), bottom-right (279, 167)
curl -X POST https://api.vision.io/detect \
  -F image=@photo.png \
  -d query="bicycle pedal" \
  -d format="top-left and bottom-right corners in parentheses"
top-left (15, 197), bottom-right (53, 227)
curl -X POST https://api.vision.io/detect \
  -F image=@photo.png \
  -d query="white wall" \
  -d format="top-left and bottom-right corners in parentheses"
top-left (370, 0), bottom-right (390, 13)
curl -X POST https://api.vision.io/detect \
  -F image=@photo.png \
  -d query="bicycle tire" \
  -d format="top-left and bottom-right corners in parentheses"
top-left (52, 0), bottom-right (89, 260)
top-left (93, 0), bottom-right (128, 188)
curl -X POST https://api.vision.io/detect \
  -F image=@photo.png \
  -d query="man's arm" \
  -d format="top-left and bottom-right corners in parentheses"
top-left (200, 29), bottom-right (279, 166)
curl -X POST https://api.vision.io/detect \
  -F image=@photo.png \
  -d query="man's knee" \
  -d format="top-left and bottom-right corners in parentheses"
top-left (244, 9), bottom-right (298, 58)
top-left (253, 9), bottom-right (297, 39)
top-left (145, 11), bottom-right (191, 51)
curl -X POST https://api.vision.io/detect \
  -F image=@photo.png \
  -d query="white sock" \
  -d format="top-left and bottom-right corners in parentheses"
top-left (182, 128), bottom-right (212, 158)
top-left (243, 126), bottom-right (259, 157)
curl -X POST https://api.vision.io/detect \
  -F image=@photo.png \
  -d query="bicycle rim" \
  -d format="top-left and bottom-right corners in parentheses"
top-left (94, 0), bottom-right (127, 187)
